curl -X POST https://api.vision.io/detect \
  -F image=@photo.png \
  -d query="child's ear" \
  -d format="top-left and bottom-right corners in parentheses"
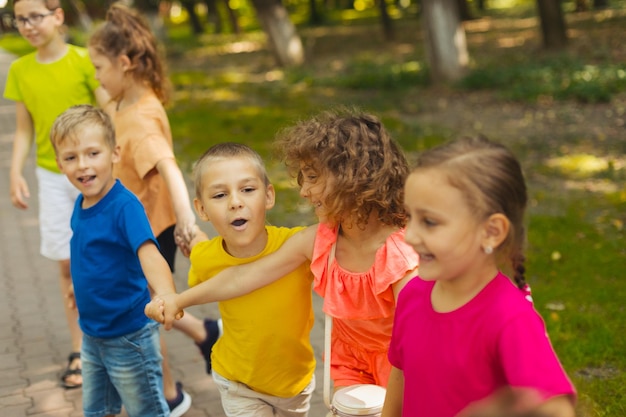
top-left (481, 213), bottom-right (510, 251)
top-left (265, 184), bottom-right (276, 210)
top-left (119, 54), bottom-right (133, 72)
top-left (193, 198), bottom-right (210, 222)
top-left (111, 145), bottom-right (121, 164)
top-left (53, 7), bottom-right (65, 25)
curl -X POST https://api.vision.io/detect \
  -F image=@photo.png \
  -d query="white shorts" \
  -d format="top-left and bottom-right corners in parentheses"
top-left (213, 370), bottom-right (315, 417)
top-left (35, 167), bottom-right (80, 261)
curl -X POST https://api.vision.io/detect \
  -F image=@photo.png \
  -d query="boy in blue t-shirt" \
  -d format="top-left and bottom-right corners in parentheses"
top-left (50, 104), bottom-right (176, 417)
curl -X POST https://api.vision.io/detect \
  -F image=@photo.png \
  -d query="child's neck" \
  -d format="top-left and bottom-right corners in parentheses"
top-left (36, 37), bottom-right (68, 64)
top-left (116, 81), bottom-right (151, 111)
top-left (431, 263), bottom-right (499, 313)
top-left (335, 217), bottom-right (397, 273)
top-left (223, 227), bottom-right (269, 259)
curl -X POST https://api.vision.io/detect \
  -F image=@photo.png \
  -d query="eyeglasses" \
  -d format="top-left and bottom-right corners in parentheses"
top-left (13, 11), bottom-right (55, 28)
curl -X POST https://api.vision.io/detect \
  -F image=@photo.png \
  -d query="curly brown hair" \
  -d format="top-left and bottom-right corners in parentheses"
top-left (88, 2), bottom-right (170, 104)
top-left (275, 108), bottom-right (409, 229)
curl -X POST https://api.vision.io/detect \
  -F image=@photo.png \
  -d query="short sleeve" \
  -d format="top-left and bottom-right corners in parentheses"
top-left (117, 198), bottom-right (157, 252)
top-left (4, 60), bottom-right (23, 102)
top-left (498, 311), bottom-right (576, 400)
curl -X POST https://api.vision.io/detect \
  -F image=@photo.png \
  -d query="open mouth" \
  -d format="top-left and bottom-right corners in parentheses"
top-left (419, 253), bottom-right (435, 262)
top-left (78, 175), bottom-right (96, 184)
top-left (231, 218), bottom-right (247, 227)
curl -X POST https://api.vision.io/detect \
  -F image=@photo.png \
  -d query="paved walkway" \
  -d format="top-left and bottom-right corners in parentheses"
top-left (0, 48), bottom-right (328, 417)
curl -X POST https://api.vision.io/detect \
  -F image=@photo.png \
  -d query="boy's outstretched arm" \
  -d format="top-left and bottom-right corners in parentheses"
top-left (177, 225), bottom-right (318, 310)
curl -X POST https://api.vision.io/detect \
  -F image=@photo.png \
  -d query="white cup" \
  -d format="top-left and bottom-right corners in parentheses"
top-left (326, 384), bottom-right (386, 416)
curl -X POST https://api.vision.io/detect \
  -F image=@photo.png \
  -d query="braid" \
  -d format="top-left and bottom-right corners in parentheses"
top-left (512, 252), bottom-right (526, 290)
top-left (510, 226), bottom-right (532, 301)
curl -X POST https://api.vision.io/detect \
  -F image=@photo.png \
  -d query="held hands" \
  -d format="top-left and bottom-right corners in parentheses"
top-left (144, 293), bottom-right (184, 330)
top-left (174, 214), bottom-right (197, 257)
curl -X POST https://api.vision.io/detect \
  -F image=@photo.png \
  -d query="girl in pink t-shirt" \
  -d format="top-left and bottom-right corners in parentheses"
top-left (383, 136), bottom-right (576, 417)
top-left (151, 109), bottom-right (419, 389)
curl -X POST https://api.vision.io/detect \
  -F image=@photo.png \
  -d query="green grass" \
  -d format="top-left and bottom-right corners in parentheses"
top-left (528, 202), bottom-right (625, 416)
top-left (460, 57), bottom-right (626, 103)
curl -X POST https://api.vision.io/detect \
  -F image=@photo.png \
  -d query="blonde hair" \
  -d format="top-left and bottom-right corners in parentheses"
top-left (275, 108), bottom-right (409, 229)
top-left (412, 136), bottom-right (528, 288)
top-left (50, 105), bottom-right (116, 152)
top-left (193, 142), bottom-right (270, 199)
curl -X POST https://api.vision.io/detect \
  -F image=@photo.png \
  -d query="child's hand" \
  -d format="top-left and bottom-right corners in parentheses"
top-left (144, 297), bottom-right (165, 323)
top-left (146, 294), bottom-right (184, 330)
top-left (9, 174), bottom-right (30, 210)
top-left (456, 387), bottom-right (543, 417)
top-left (174, 212), bottom-right (197, 257)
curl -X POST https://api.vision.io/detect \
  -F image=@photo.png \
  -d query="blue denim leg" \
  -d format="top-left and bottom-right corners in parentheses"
top-left (82, 322), bottom-right (168, 417)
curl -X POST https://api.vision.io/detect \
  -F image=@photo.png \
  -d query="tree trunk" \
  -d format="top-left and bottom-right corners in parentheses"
top-left (456, 0), bottom-right (473, 20)
top-left (224, 0), bottom-right (241, 34)
top-left (536, 0), bottom-right (567, 49)
top-left (378, 0), bottom-right (394, 41)
top-left (421, 0), bottom-right (469, 83)
top-left (181, 0), bottom-right (205, 34)
top-left (203, 0), bottom-right (223, 34)
top-left (593, 0), bottom-right (609, 8)
top-left (309, 0), bottom-right (323, 25)
top-left (249, 0), bottom-right (305, 67)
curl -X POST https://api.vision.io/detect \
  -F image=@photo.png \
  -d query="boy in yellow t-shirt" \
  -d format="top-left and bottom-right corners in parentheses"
top-left (3, 0), bottom-right (110, 389)
top-left (147, 142), bottom-right (316, 416)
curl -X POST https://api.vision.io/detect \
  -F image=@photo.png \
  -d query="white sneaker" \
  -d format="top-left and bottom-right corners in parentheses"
top-left (168, 381), bottom-right (192, 417)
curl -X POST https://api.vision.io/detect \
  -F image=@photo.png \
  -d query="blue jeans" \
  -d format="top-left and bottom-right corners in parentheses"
top-left (82, 321), bottom-right (168, 417)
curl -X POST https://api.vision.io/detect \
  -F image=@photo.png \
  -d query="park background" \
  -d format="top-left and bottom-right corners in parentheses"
top-left (1, 0), bottom-right (624, 416)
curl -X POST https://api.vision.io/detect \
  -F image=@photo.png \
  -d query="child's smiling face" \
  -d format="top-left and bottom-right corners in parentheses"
top-left (403, 168), bottom-right (487, 283)
top-left (55, 124), bottom-right (119, 209)
top-left (14, 0), bottom-right (63, 49)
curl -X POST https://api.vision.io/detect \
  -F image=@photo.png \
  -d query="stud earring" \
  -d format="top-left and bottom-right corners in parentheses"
top-left (483, 245), bottom-right (493, 255)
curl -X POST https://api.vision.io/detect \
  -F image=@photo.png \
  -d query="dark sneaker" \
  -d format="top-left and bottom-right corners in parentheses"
top-left (196, 318), bottom-right (220, 374)
top-left (167, 381), bottom-right (191, 417)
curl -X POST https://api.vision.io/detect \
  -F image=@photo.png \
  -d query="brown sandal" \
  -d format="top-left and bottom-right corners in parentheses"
top-left (60, 352), bottom-right (82, 389)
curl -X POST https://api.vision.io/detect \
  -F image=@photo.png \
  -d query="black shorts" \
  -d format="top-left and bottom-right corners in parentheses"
top-left (157, 224), bottom-right (177, 272)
